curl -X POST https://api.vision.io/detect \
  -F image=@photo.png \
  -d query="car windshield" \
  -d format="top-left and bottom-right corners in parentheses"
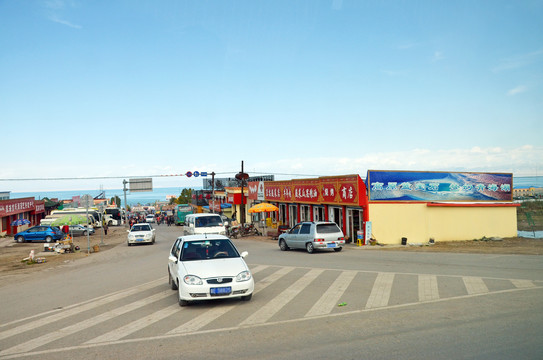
top-left (132, 225), bottom-right (151, 232)
top-left (180, 239), bottom-right (239, 261)
top-left (316, 223), bottom-right (341, 234)
top-left (195, 216), bottom-right (223, 228)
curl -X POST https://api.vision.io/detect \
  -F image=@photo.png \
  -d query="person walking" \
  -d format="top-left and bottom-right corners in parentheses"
top-left (103, 222), bottom-right (108, 236)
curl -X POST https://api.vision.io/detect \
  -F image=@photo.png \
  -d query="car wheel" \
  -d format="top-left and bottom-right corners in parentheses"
top-left (45, 236), bottom-right (53, 243)
top-left (169, 271), bottom-right (178, 290)
top-left (241, 293), bottom-right (252, 301)
top-left (279, 239), bottom-right (289, 251)
top-left (333, 247), bottom-right (342, 252)
top-left (306, 242), bottom-right (314, 254)
top-left (83, 231), bottom-right (87, 236)
top-left (17, 236), bottom-right (25, 243)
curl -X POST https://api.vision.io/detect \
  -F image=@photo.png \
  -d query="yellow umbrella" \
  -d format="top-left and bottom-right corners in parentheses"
top-left (248, 203), bottom-right (279, 213)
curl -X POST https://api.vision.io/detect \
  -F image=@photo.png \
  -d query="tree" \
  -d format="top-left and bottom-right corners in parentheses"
top-left (110, 195), bottom-right (121, 207)
top-left (176, 188), bottom-right (193, 204)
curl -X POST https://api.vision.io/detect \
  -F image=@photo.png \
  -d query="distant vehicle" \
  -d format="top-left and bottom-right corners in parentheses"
top-left (104, 207), bottom-right (122, 222)
top-left (168, 235), bottom-right (254, 306)
top-left (51, 209), bottom-right (101, 228)
top-left (127, 223), bottom-right (156, 246)
top-left (175, 204), bottom-right (193, 225)
top-left (14, 226), bottom-right (64, 243)
top-left (68, 225), bottom-right (95, 236)
top-left (183, 214), bottom-right (226, 236)
top-left (145, 214), bottom-right (155, 223)
top-left (278, 221), bottom-right (345, 253)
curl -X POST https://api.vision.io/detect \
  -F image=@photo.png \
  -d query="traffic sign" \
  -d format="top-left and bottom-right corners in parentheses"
top-left (186, 171), bottom-right (193, 178)
top-left (194, 171), bottom-right (200, 177)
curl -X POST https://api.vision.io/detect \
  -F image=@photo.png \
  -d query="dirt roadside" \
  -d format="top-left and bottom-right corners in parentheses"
top-left (1, 227), bottom-right (542, 286)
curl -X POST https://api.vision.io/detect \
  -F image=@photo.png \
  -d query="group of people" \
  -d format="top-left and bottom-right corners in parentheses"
top-left (155, 214), bottom-right (174, 226)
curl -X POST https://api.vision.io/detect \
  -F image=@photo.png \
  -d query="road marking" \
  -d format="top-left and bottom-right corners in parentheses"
top-left (0, 277), bottom-right (166, 341)
top-left (305, 270), bottom-right (357, 317)
top-left (365, 272), bottom-right (394, 309)
top-left (240, 268), bottom-right (324, 326)
top-left (463, 276), bottom-right (489, 295)
top-left (419, 275), bottom-right (439, 302)
top-left (167, 266), bottom-right (293, 335)
top-left (511, 279), bottom-right (536, 288)
top-left (0, 290), bottom-right (172, 357)
top-left (85, 304), bottom-right (180, 344)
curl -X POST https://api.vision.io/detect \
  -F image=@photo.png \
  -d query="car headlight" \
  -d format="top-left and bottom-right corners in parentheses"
top-left (144, 233), bottom-right (151, 239)
top-left (128, 234), bottom-right (135, 240)
top-left (236, 271), bottom-right (252, 282)
top-left (184, 275), bottom-right (203, 285)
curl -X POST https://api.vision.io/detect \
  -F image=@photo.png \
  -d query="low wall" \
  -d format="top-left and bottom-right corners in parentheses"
top-left (368, 202), bottom-right (518, 244)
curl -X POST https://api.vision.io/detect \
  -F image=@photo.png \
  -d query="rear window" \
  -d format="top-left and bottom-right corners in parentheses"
top-left (195, 216), bottom-right (223, 227)
top-left (316, 223), bottom-right (341, 234)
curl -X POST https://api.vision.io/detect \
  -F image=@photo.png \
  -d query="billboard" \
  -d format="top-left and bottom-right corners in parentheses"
top-left (367, 170), bottom-right (512, 202)
top-left (129, 178), bottom-right (153, 192)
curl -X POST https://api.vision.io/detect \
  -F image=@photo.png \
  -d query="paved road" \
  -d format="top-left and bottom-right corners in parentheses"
top-left (0, 226), bottom-right (542, 360)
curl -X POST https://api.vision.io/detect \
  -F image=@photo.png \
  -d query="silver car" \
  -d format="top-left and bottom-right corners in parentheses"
top-left (68, 225), bottom-right (95, 236)
top-left (278, 222), bottom-right (346, 253)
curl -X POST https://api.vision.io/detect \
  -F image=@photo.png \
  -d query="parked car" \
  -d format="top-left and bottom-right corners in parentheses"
top-left (68, 225), bottom-right (95, 236)
top-left (127, 223), bottom-right (156, 245)
top-left (278, 221), bottom-right (346, 253)
top-left (14, 226), bottom-right (64, 243)
top-left (168, 235), bottom-right (254, 306)
top-left (145, 214), bottom-right (155, 223)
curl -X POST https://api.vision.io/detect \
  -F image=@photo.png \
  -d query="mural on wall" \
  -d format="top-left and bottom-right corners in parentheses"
top-left (367, 171), bottom-right (513, 202)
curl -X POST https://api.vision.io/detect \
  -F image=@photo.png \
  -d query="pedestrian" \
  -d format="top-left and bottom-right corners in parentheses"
top-left (103, 222), bottom-right (108, 236)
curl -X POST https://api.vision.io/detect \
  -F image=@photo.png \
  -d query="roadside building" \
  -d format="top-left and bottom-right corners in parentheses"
top-left (0, 198), bottom-right (46, 236)
top-left (250, 170), bottom-right (518, 245)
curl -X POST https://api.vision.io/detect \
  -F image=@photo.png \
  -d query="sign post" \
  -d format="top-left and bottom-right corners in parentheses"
top-left (80, 194), bottom-right (93, 254)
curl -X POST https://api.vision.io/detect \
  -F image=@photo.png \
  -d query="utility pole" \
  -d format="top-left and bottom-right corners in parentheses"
top-left (123, 179), bottom-right (128, 227)
top-left (235, 161), bottom-right (249, 225)
top-left (211, 172), bottom-right (216, 213)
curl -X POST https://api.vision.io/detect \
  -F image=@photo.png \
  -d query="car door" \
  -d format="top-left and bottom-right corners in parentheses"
top-left (168, 238), bottom-right (181, 282)
top-left (25, 227), bottom-right (38, 241)
top-left (284, 224), bottom-right (302, 249)
top-left (35, 226), bottom-right (47, 241)
top-left (296, 223), bottom-right (312, 248)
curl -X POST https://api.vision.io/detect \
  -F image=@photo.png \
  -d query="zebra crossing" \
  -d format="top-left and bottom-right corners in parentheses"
top-left (0, 265), bottom-right (540, 359)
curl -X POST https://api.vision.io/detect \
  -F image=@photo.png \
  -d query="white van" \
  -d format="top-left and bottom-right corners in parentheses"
top-left (183, 214), bottom-right (226, 236)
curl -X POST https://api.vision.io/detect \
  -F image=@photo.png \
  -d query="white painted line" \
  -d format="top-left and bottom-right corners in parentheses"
top-left (167, 304), bottom-right (237, 335)
top-left (365, 273), bottom-right (394, 309)
top-left (240, 269), bottom-right (324, 326)
top-left (419, 275), bottom-right (439, 302)
top-left (0, 277), bottom-right (166, 341)
top-left (305, 271), bottom-right (357, 317)
top-left (511, 279), bottom-right (536, 288)
top-left (85, 304), bottom-right (180, 344)
top-left (463, 276), bottom-right (489, 295)
top-left (0, 290), bottom-right (172, 357)
top-left (248, 264), bottom-right (269, 275)
top-left (168, 266), bottom-right (294, 335)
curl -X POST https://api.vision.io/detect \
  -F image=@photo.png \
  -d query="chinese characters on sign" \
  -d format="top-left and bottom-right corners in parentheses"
top-left (367, 171), bottom-right (513, 202)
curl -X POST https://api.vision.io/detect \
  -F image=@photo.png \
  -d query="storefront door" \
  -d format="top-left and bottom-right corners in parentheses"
top-left (328, 206), bottom-right (343, 229)
top-left (346, 208), bottom-right (363, 243)
top-left (288, 205), bottom-right (298, 227)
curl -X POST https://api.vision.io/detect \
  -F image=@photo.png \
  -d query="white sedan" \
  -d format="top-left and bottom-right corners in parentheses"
top-left (127, 223), bottom-right (156, 245)
top-left (168, 235), bottom-right (254, 306)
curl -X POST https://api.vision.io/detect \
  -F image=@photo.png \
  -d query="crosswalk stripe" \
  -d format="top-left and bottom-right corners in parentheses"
top-left (305, 271), bottom-right (357, 317)
top-left (463, 276), bottom-right (489, 295)
top-left (365, 273), bottom-right (394, 309)
top-left (85, 304), bottom-right (180, 344)
top-left (0, 290), bottom-right (172, 356)
top-left (249, 264), bottom-right (269, 274)
top-left (0, 277), bottom-right (165, 341)
top-left (419, 275), bottom-right (439, 302)
top-left (511, 279), bottom-right (536, 288)
top-left (167, 266), bottom-right (293, 335)
top-left (240, 269), bottom-right (324, 326)
top-left (167, 304), bottom-right (237, 335)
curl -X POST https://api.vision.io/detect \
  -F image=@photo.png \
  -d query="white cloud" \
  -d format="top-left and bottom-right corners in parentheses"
top-left (492, 49), bottom-right (543, 73)
top-left (432, 51), bottom-right (445, 62)
top-left (507, 85), bottom-right (527, 96)
top-left (43, 0), bottom-right (82, 29)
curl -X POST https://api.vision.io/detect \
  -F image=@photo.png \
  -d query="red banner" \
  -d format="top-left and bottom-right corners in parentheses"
top-left (0, 198), bottom-right (36, 217)
top-left (263, 175), bottom-right (367, 206)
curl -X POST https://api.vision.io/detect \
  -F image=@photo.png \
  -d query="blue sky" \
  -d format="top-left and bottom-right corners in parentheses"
top-left (1, 0), bottom-right (542, 192)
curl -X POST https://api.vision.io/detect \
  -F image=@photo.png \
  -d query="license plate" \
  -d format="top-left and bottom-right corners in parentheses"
top-left (327, 243), bottom-right (336, 248)
top-left (210, 286), bottom-right (232, 295)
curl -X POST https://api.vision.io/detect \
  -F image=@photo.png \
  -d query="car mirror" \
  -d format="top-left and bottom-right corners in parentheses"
top-left (126, 230), bottom-right (130, 233)
top-left (240, 251), bottom-right (248, 258)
